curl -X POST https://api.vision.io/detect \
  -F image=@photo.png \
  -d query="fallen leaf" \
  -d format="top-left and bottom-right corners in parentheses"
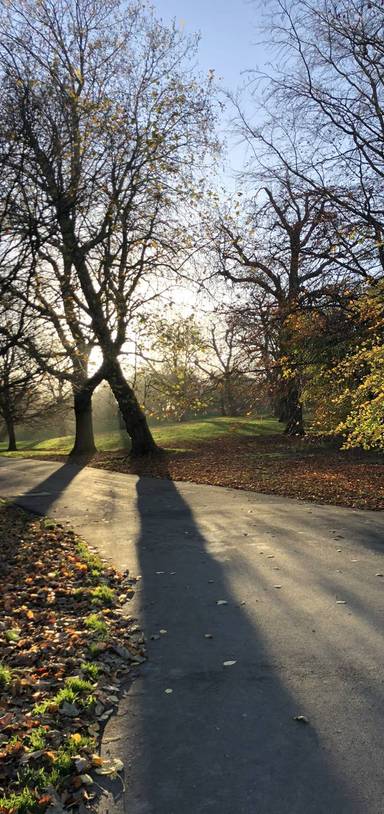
top-left (95, 758), bottom-right (124, 777)
top-left (293, 715), bottom-right (309, 724)
top-left (79, 773), bottom-right (94, 785)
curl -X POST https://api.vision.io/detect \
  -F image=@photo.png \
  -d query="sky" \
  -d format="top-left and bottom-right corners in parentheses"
top-left (154, 0), bottom-right (270, 175)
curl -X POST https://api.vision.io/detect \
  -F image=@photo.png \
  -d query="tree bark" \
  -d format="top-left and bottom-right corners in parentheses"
top-left (69, 365), bottom-right (106, 457)
top-left (6, 416), bottom-right (17, 451)
top-left (220, 389), bottom-right (227, 416)
top-left (106, 359), bottom-right (159, 456)
top-left (70, 386), bottom-right (97, 456)
top-left (283, 381), bottom-right (304, 436)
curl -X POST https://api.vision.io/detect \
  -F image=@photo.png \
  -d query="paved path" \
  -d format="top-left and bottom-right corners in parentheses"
top-left (1, 459), bottom-right (384, 813)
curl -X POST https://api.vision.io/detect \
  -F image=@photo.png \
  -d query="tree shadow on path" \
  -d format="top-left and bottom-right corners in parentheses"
top-left (8, 459), bottom-right (93, 517)
top-left (111, 473), bottom-right (362, 814)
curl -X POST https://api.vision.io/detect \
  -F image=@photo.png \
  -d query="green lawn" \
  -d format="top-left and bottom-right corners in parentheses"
top-left (0, 416), bottom-right (282, 457)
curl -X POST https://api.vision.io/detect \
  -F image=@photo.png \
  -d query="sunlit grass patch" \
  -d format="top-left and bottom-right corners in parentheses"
top-left (84, 612), bottom-right (108, 638)
top-left (90, 584), bottom-right (115, 606)
top-left (0, 663), bottom-right (12, 689)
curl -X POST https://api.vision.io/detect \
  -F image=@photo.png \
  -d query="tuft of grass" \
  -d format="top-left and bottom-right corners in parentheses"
top-left (33, 678), bottom-right (95, 716)
top-left (64, 676), bottom-right (94, 694)
top-left (0, 664), bottom-right (12, 689)
top-left (26, 727), bottom-right (47, 752)
top-left (14, 738), bottom-right (93, 805)
top-left (76, 540), bottom-right (103, 576)
top-left (81, 661), bottom-right (101, 680)
top-left (84, 613), bottom-right (108, 638)
top-left (66, 733), bottom-right (94, 754)
top-left (0, 787), bottom-right (36, 814)
top-left (90, 584), bottom-right (115, 606)
top-left (88, 641), bottom-right (103, 657)
top-left (5, 629), bottom-right (20, 643)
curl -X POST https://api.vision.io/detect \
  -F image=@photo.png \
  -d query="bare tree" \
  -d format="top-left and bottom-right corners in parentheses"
top-left (0, 325), bottom-right (69, 451)
top-left (0, 0), bottom-right (217, 454)
top-left (198, 320), bottom-right (256, 416)
top-left (212, 176), bottom-right (353, 434)
top-left (243, 0), bottom-right (384, 276)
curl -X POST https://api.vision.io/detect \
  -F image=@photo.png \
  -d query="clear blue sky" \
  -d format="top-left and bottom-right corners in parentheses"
top-left (154, 0), bottom-right (266, 89)
top-left (154, 0), bottom-right (269, 174)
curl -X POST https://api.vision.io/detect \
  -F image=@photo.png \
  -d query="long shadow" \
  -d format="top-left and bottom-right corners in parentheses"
top-left (112, 474), bottom-right (363, 814)
top-left (9, 459), bottom-right (91, 517)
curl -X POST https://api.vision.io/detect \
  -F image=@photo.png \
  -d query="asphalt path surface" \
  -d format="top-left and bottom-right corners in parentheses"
top-left (1, 458), bottom-right (384, 813)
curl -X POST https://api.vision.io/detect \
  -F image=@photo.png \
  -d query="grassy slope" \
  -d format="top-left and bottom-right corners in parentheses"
top-left (0, 416), bottom-right (282, 457)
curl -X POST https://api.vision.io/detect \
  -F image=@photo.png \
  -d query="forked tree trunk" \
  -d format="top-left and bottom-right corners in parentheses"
top-left (106, 359), bottom-right (158, 456)
top-left (66, 240), bottom-right (157, 455)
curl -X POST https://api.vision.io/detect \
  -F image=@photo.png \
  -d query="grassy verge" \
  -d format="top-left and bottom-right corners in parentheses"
top-left (0, 502), bottom-right (145, 813)
top-left (0, 416), bottom-right (281, 457)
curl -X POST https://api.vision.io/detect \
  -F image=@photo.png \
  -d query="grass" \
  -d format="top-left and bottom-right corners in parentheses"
top-left (4, 629), bottom-right (20, 643)
top-left (90, 584), bottom-right (115, 606)
top-left (26, 727), bottom-right (47, 752)
top-left (81, 661), bottom-right (101, 680)
top-left (0, 786), bottom-right (36, 814)
top-left (84, 612), bottom-right (108, 638)
top-left (0, 416), bottom-right (282, 457)
top-left (0, 734), bottom-right (95, 813)
top-left (33, 678), bottom-right (95, 716)
top-left (0, 664), bottom-right (12, 689)
top-left (75, 540), bottom-right (103, 581)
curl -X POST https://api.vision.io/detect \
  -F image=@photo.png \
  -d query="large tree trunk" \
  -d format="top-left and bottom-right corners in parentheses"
top-left (220, 389), bottom-right (227, 416)
top-left (283, 381), bottom-right (304, 436)
top-left (69, 366), bottom-right (106, 457)
top-left (6, 416), bottom-right (17, 451)
top-left (70, 386), bottom-right (97, 456)
top-left (106, 359), bottom-right (158, 456)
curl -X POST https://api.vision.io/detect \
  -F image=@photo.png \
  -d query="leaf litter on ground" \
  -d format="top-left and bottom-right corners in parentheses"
top-left (30, 432), bottom-right (384, 511)
top-left (0, 501), bottom-right (146, 814)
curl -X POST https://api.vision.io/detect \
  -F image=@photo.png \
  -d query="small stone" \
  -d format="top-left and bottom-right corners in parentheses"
top-left (74, 757), bottom-right (89, 773)
top-left (99, 708), bottom-right (114, 722)
top-left (59, 702), bottom-right (80, 718)
top-left (112, 644), bottom-right (134, 661)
